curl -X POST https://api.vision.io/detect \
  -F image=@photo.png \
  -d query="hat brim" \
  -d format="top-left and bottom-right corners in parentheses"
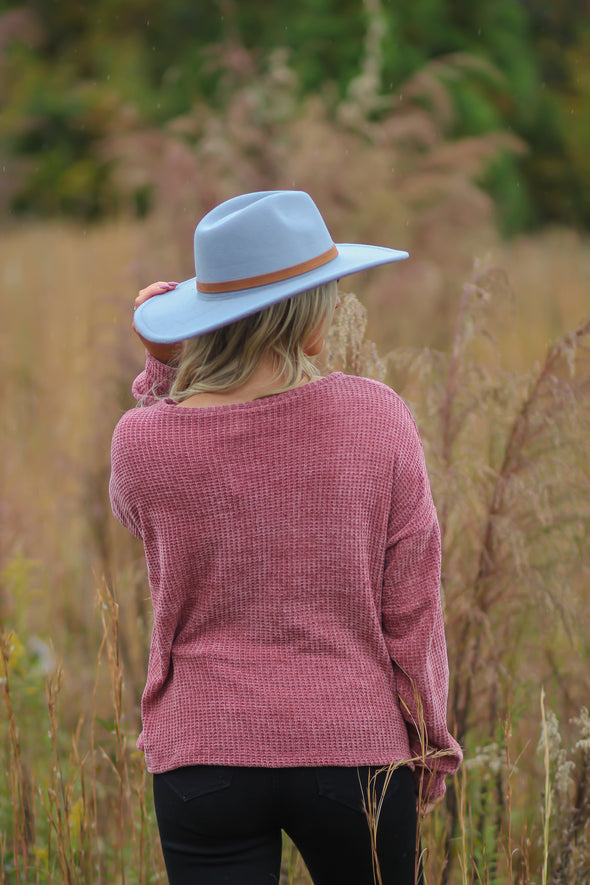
top-left (133, 243), bottom-right (408, 344)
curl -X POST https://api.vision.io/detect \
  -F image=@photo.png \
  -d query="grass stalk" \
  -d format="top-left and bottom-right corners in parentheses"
top-left (540, 688), bottom-right (551, 885)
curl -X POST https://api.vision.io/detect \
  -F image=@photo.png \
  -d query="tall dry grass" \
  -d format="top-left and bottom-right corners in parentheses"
top-left (1, 217), bottom-right (589, 881)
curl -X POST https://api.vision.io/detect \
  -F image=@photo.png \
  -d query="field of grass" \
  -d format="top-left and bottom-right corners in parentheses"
top-left (1, 217), bottom-right (589, 883)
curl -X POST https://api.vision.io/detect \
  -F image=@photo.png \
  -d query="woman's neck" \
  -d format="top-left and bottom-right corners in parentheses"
top-left (176, 358), bottom-right (312, 408)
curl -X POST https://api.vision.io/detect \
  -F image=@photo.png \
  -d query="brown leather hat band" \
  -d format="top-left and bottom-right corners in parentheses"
top-left (197, 244), bottom-right (338, 294)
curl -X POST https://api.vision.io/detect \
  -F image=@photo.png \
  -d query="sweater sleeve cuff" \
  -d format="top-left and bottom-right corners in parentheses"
top-left (132, 352), bottom-right (178, 403)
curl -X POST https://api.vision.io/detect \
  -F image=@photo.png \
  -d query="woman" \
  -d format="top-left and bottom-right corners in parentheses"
top-left (110, 190), bottom-right (462, 884)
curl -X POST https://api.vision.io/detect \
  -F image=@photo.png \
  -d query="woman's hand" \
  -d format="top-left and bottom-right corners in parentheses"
top-left (417, 794), bottom-right (444, 818)
top-left (133, 281), bottom-right (181, 365)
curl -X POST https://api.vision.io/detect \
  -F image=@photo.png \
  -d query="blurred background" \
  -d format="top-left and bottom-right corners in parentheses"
top-left (1, 2), bottom-right (589, 882)
top-left (1, 0), bottom-right (589, 354)
top-left (2, 0), bottom-right (590, 229)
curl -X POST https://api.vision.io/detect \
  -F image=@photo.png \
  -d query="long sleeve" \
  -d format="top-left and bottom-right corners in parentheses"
top-left (110, 352), bottom-right (178, 536)
top-left (109, 419), bottom-right (142, 538)
top-left (132, 352), bottom-right (178, 404)
top-left (382, 411), bottom-right (462, 800)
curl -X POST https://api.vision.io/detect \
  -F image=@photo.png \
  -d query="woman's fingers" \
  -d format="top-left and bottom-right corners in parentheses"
top-left (132, 281), bottom-right (181, 365)
top-left (418, 794), bottom-right (444, 817)
top-left (135, 281), bottom-right (179, 310)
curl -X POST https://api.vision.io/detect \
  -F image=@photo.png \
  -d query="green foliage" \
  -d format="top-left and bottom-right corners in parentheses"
top-left (0, 0), bottom-right (590, 226)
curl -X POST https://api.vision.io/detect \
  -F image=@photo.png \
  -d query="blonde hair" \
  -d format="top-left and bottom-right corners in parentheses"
top-left (169, 281), bottom-right (338, 401)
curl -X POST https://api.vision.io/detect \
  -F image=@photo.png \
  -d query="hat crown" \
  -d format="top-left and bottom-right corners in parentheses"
top-left (194, 191), bottom-right (335, 288)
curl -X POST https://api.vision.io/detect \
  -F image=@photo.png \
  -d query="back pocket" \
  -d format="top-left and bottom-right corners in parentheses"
top-left (158, 765), bottom-right (233, 802)
top-left (315, 765), bottom-right (411, 814)
top-left (315, 767), bottom-right (371, 813)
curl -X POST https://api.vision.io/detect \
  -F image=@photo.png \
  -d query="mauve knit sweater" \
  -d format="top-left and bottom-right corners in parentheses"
top-left (109, 354), bottom-right (462, 798)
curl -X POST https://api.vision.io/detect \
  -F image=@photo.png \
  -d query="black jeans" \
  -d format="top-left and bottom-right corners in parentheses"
top-left (153, 764), bottom-right (422, 884)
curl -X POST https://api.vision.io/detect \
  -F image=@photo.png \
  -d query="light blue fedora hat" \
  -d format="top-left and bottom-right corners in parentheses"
top-left (133, 190), bottom-right (408, 343)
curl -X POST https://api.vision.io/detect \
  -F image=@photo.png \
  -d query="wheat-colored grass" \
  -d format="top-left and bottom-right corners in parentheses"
top-left (1, 219), bottom-right (589, 883)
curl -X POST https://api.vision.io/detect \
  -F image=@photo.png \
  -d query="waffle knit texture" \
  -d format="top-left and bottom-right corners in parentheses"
top-left (110, 354), bottom-right (462, 798)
